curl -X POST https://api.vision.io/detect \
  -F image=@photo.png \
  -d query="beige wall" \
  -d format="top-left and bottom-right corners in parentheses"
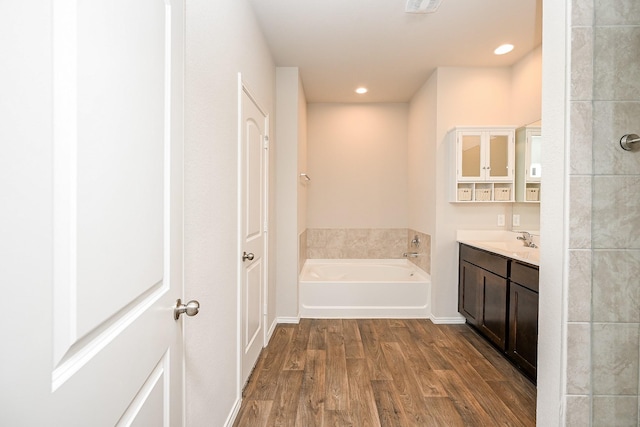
top-left (510, 45), bottom-right (543, 126)
top-left (306, 103), bottom-right (409, 228)
top-left (408, 72), bottom-right (437, 235)
top-left (431, 67), bottom-right (514, 321)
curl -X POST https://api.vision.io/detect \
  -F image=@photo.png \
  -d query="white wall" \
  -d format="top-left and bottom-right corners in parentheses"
top-left (184, 0), bottom-right (275, 425)
top-left (275, 67), bottom-right (305, 320)
top-left (510, 45), bottom-right (543, 126)
top-left (307, 103), bottom-right (409, 228)
top-left (298, 79), bottom-right (309, 234)
top-left (408, 72), bottom-right (438, 235)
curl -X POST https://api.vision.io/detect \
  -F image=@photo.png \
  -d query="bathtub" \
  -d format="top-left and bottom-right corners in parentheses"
top-left (299, 259), bottom-right (431, 318)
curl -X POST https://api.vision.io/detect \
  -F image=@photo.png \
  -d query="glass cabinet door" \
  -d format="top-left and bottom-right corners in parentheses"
top-left (528, 133), bottom-right (542, 180)
top-left (488, 133), bottom-right (510, 178)
top-left (460, 133), bottom-right (482, 179)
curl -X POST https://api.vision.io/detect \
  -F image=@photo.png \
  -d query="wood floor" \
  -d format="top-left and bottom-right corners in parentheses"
top-left (233, 319), bottom-right (536, 427)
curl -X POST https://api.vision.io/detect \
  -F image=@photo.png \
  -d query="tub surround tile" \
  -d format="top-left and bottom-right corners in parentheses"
top-left (570, 101), bottom-right (593, 175)
top-left (593, 250), bottom-right (640, 322)
top-left (572, 0), bottom-right (594, 27)
top-left (306, 228), bottom-right (408, 260)
top-left (592, 102), bottom-right (640, 176)
top-left (568, 250), bottom-right (592, 322)
top-left (571, 27), bottom-right (594, 101)
top-left (595, 0), bottom-right (640, 26)
top-left (565, 395), bottom-right (591, 427)
top-left (592, 396), bottom-right (639, 427)
top-left (566, 323), bottom-right (592, 394)
top-left (298, 230), bottom-right (307, 274)
top-left (592, 322), bottom-right (640, 395)
top-left (407, 229), bottom-right (431, 274)
top-left (594, 27), bottom-right (640, 101)
top-left (593, 176), bottom-right (640, 249)
top-left (569, 176), bottom-right (592, 249)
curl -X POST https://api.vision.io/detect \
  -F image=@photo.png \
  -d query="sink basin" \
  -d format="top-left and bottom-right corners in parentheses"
top-left (463, 239), bottom-right (540, 265)
top-left (477, 240), bottom-right (536, 252)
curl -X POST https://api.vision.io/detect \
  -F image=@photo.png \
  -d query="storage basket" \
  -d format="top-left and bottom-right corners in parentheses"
top-left (526, 188), bottom-right (540, 201)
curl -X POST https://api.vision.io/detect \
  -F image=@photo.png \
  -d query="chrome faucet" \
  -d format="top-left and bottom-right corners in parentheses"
top-left (403, 252), bottom-right (420, 258)
top-left (516, 231), bottom-right (537, 248)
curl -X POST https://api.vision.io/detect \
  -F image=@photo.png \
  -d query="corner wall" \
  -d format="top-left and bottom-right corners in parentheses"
top-left (184, 0), bottom-right (275, 425)
top-left (275, 67), bottom-right (306, 321)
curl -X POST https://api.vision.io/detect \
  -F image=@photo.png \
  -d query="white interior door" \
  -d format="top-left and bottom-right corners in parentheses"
top-left (239, 82), bottom-right (269, 386)
top-left (1, 0), bottom-right (186, 425)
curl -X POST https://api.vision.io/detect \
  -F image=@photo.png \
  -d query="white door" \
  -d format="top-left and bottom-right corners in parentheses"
top-left (1, 1), bottom-right (187, 425)
top-left (239, 82), bottom-right (269, 386)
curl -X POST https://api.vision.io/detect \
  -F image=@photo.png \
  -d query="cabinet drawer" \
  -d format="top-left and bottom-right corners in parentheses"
top-left (460, 244), bottom-right (508, 278)
top-left (510, 261), bottom-right (539, 292)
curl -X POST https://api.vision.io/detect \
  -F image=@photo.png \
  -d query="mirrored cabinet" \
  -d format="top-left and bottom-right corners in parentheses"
top-left (449, 126), bottom-right (515, 202)
top-left (515, 123), bottom-right (541, 203)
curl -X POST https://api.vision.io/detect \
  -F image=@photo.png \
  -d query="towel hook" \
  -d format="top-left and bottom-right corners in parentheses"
top-left (620, 133), bottom-right (640, 151)
top-left (299, 173), bottom-right (311, 182)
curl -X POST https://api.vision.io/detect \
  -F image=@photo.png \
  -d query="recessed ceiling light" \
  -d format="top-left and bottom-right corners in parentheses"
top-left (355, 87), bottom-right (368, 94)
top-left (494, 44), bottom-right (514, 55)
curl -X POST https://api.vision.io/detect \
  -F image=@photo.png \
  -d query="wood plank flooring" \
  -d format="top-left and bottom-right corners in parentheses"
top-left (233, 319), bottom-right (536, 427)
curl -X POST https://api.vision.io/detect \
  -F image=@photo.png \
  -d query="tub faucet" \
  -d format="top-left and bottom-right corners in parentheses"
top-left (516, 231), bottom-right (537, 248)
top-left (403, 252), bottom-right (420, 258)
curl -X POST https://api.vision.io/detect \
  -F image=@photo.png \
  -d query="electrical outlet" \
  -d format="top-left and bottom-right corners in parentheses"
top-left (513, 214), bottom-right (520, 227)
top-left (497, 214), bottom-right (505, 227)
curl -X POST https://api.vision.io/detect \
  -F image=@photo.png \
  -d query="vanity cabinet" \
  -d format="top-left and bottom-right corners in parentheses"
top-left (449, 127), bottom-right (515, 202)
top-left (458, 245), bottom-right (508, 350)
top-left (508, 262), bottom-right (539, 379)
top-left (515, 125), bottom-right (541, 202)
top-left (458, 243), bottom-right (539, 382)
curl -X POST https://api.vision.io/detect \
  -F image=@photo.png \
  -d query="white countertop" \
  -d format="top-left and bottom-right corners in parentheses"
top-left (457, 230), bottom-right (540, 267)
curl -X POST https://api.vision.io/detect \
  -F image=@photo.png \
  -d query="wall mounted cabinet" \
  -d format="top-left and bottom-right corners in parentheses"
top-left (449, 127), bottom-right (515, 202)
top-left (515, 124), bottom-right (541, 203)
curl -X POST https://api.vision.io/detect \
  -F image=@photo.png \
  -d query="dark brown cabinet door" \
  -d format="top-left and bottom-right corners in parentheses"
top-left (459, 260), bottom-right (482, 327)
top-left (478, 269), bottom-right (508, 351)
top-left (508, 282), bottom-right (539, 380)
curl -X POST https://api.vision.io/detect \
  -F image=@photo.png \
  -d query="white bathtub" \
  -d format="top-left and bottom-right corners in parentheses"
top-left (299, 259), bottom-right (431, 318)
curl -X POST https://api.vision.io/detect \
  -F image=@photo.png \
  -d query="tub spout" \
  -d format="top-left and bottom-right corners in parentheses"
top-left (403, 252), bottom-right (420, 258)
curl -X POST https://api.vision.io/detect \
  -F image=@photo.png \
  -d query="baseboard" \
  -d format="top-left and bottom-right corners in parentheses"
top-left (276, 316), bottom-right (300, 324)
top-left (429, 314), bottom-right (466, 324)
top-left (224, 397), bottom-right (242, 427)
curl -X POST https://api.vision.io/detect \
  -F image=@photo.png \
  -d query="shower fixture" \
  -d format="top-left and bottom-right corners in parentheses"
top-left (620, 133), bottom-right (640, 152)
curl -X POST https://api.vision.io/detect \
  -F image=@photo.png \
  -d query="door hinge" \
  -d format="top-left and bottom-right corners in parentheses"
top-left (263, 135), bottom-right (269, 149)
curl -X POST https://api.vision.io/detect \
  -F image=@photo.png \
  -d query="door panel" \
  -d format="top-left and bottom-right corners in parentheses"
top-left (5, 0), bottom-right (185, 424)
top-left (240, 85), bottom-right (268, 385)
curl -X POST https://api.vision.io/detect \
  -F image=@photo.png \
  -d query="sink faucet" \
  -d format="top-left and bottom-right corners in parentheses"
top-left (516, 231), bottom-right (537, 248)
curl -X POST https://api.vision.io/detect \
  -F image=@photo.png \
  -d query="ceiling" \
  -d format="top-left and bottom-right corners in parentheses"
top-left (247, 0), bottom-right (542, 103)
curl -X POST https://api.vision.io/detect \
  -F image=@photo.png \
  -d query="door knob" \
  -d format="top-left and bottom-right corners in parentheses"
top-left (242, 251), bottom-right (255, 262)
top-left (174, 299), bottom-right (200, 320)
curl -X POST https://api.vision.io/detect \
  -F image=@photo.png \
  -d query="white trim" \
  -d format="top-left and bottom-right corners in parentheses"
top-left (275, 316), bottom-right (301, 325)
top-left (223, 398), bottom-right (242, 427)
top-left (429, 315), bottom-right (466, 325)
top-left (236, 74), bottom-right (271, 411)
top-left (538, 0), bottom-right (570, 425)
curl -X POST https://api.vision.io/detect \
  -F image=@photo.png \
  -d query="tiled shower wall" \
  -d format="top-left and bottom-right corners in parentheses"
top-left (566, 1), bottom-right (640, 424)
top-left (299, 228), bottom-right (431, 274)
